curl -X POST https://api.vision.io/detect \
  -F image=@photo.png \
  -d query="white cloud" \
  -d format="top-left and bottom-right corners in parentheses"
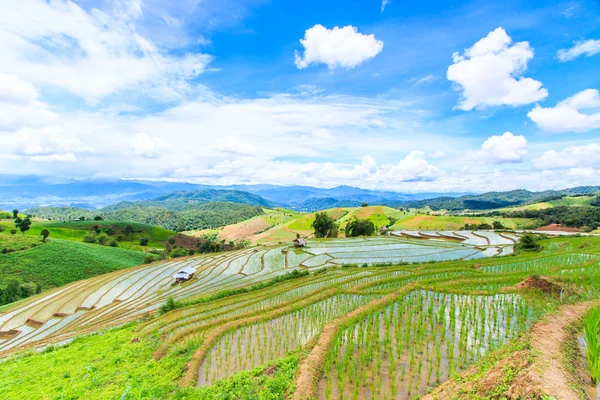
top-left (132, 132), bottom-right (168, 159)
top-left (294, 25), bottom-right (384, 70)
top-left (410, 75), bottom-right (439, 86)
top-left (557, 39), bottom-right (600, 62)
top-left (466, 132), bottom-right (528, 164)
top-left (431, 150), bottom-right (445, 159)
top-left (532, 144), bottom-right (600, 169)
top-left (0, 72), bottom-right (57, 131)
top-left (0, 0), bottom-right (212, 104)
top-left (4, 126), bottom-right (86, 162)
top-left (447, 27), bottom-right (548, 111)
top-left (527, 89), bottom-right (600, 133)
top-left (381, 0), bottom-right (391, 13)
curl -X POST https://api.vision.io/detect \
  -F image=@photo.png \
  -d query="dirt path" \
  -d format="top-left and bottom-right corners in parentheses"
top-left (423, 301), bottom-right (594, 399)
top-left (527, 301), bottom-right (593, 399)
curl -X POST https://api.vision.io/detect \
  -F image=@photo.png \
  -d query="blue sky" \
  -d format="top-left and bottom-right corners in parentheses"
top-left (0, 0), bottom-right (599, 192)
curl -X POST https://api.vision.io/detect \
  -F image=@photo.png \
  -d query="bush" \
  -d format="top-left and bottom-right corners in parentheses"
top-left (144, 255), bottom-right (156, 264)
top-left (9, 228), bottom-right (17, 235)
top-left (96, 233), bottom-right (110, 246)
top-left (516, 234), bottom-right (542, 252)
top-left (139, 236), bottom-right (149, 246)
top-left (108, 239), bottom-right (119, 247)
top-left (159, 297), bottom-right (179, 315)
top-left (0, 226), bottom-right (4, 233)
top-left (167, 235), bottom-right (176, 245)
top-left (83, 233), bottom-right (96, 243)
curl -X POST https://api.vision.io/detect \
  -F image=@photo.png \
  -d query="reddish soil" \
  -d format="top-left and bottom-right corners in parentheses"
top-left (219, 218), bottom-right (270, 241)
top-left (514, 275), bottom-right (563, 295)
top-left (536, 224), bottom-right (582, 232)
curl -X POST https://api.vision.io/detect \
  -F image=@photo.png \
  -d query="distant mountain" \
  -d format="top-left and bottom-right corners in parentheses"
top-left (0, 174), bottom-right (469, 211)
top-left (105, 189), bottom-right (273, 211)
top-left (407, 187), bottom-right (600, 211)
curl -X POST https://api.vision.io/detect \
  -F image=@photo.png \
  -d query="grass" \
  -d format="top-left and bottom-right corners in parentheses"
top-left (390, 215), bottom-right (529, 230)
top-left (0, 232), bottom-right (45, 252)
top-left (0, 238), bottom-right (147, 289)
top-left (0, 218), bottom-right (175, 251)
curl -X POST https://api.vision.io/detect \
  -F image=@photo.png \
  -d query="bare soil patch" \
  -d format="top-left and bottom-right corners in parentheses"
top-left (218, 218), bottom-right (270, 241)
top-left (514, 275), bottom-right (563, 295)
top-left (537, 224), bottom-right (582, 233)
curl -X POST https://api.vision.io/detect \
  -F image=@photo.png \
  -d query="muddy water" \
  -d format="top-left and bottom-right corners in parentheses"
top-left (578, 336), bottom-right (600, 400)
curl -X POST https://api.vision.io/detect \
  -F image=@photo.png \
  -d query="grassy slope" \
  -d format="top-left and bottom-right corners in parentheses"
top-left (0, 239), bottom-right (147, 288)
top-left (0, 218), bottom-right (175, 251)
top-left (389, 215), bottom-right (530, 230)
top-left (496, 196), bottom-right (596, 212)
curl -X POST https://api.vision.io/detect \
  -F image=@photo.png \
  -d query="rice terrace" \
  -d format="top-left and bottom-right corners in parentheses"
top-left (3, 0), bottom-right (600, 399)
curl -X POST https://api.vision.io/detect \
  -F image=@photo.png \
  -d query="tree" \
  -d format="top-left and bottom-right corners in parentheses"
top-left (12, 209), bottom-right (18, 219)
top-left (516, 234), bottom-right (542, 252)
top-left (361, 202), bottom-right (369, 207)
top-left (9, 228), bottom-right (17, 235)
top-left (93, 215), bottom-right (104, 221)
top-left (492, 221), bottom-right (505, 230)
top-left (388, 216), bottom-right (398, 226)
top-left (139, 236), bottom-right (149, 246)
top-left (15, 216), bottom-right (31, 234)
top-left (40, 229), bottom-right (50, 242)
top-left (312, 212), bottom-right (338, 238)
top-left (124, 225), bottom-right (134, 240)
top-left (346, 219), bottom-right (376, 237)
top-left (167, 235), bottom-right (176, 245)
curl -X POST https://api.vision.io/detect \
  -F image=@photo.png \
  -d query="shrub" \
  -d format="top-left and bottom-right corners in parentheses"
top-left (96, 233), bottom-right (110, 246)
top-left (167, 235), bottom-right (176, 245)
top-left (159, 297), bottom-right (179, 315)
top-left (108, 239), bottom-right (119, 247)
top-left (144, 255), bottom-right (156, 264)
top-left (83, 233), bottom-right (97, 244)
top-left (9, 228), bottom-right (17, 235)
top-left (0, 226), bottom-right (4, 233)
top-left (139, 236), bottom-right (149, 246)
top-left (516, 234), bottom-right (542, 252)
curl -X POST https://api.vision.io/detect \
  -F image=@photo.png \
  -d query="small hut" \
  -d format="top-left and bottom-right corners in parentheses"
top-left (293, 238), bottom-right (307, 248)
top-left (173, 266), bottom-right (196, 283)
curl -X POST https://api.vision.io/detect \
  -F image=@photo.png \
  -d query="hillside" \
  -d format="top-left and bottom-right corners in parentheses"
top-left (0, 238), bottom-right (147, 306)
top-left (27, 202), bottom-right (265, 232)
top-left (407, 187), bottom-right (600, 211)
top-left (0, 234), bottom-right (599, 398)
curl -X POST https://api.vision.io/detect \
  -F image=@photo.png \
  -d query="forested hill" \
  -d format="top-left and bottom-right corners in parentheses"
top-left (406, 187), bottom-right (600, 211)
top-left (104, 189), bottom-right (273, 211)
top-left (27, 202), bottom-right (264, 232)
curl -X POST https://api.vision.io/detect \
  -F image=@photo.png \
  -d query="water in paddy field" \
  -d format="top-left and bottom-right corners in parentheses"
top-left (318, 291), bottom-right (538, 400)
top-left (578, 335), bottom-right (600, 400)
top-left (196, 294), bottom-right (377, 388)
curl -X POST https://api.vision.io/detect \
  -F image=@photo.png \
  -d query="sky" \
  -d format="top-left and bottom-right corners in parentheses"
top-left (0, 0), bottom-right (599, 193)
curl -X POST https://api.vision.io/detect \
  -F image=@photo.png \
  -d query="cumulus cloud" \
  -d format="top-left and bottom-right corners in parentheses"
top-left (527, 89), bottom-right (600, 133)
top-left (4, 126), bottom-right (87, 162)
top-left (557, 39), bottom-right (600, 62)
top-left (0, 72), bottom-right (57, 131)
top-left (447, 27), bottom-right (548, 111)
top-left (466, 132), bottom-right (528, 164)
top-left (294, 25), bottom-right (383, 70)
top-left (132, 132), bottom-right (168, 158)
top-left (532, 144), bottom-right (600, 169)
top-left (0, 0), bottom-right (212, 104)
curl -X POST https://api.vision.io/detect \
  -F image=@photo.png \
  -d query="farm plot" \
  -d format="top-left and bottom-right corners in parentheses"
top-left (318, 290), bottom-right (541, 399)
top-left (197, 294), bottom-right (377, 387)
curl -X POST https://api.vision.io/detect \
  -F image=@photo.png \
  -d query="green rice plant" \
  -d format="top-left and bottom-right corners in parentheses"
top-left (584, 306), bottom-right (600, 382)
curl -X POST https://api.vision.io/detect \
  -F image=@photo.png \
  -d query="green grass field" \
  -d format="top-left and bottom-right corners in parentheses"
top-left (390, 214), bottom-right (530, 230)
top-left (0, 219), bottom-right (175, 251)
top-left (0, 239), bottom-right (147, 289)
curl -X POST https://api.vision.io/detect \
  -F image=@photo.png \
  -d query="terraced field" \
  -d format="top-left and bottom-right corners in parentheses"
top-left (1, 233), bottom-right (600, 399)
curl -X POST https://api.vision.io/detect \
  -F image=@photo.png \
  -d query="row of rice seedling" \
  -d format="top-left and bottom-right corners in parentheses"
top-left (482, 253), bottom-right (598, 274)
top-left (318, 290), bottom-right (540, 399)
top-left (197, 294), bottom-right (378, 387)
